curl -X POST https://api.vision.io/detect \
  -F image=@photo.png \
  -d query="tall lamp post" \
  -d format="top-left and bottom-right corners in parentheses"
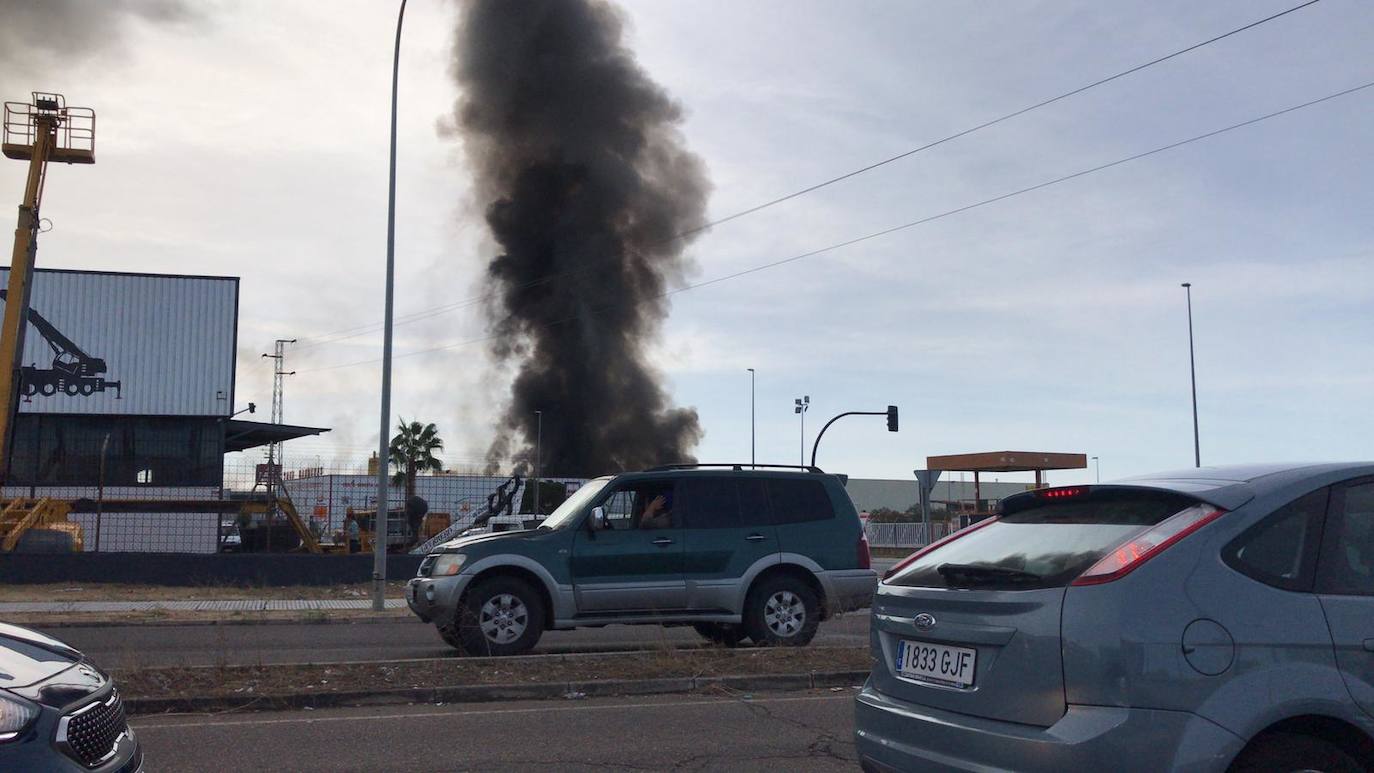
top-left (534, 410), bottom-right (542, 514)
top-left (794, 395), bottom-right (809, 466)
top-left (372, 0), bottom-right (407, 612)
top-left (1182, 282), bottom-right (1200, 468)
top-left (747, 369), bottom-right (755, 467)
top-left (1091, 455), bottom-right (1100, 483)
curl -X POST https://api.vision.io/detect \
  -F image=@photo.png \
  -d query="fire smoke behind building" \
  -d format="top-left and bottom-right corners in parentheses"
top-left (450, 0), bottom-right (710, 478)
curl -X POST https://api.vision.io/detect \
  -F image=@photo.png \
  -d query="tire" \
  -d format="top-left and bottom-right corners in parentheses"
top-left (436, 624), bottom-right (464, 650)
top-left (1230, 732), bottom-right (1368, 773)
top-left (742, 574), bottom-right (820, 647)
top-left (692, 622), bottom-right (748, 647)
top-left (14, 529), bottom-right (75, 554)
top-left (448, 576), bottom-right (545, 656)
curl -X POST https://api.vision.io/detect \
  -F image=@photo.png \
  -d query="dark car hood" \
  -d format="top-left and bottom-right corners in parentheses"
top-left (436, 528), bottom-right (541, 552)
top-left (0, 622), bottom-right (81, 690)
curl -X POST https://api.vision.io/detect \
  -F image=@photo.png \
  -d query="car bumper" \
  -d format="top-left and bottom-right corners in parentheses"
top-left (854, 681), bottom-right (1243, 773)
top-left (405, 574), bottom-right (472, 626)
top-left (818, 569), bottom-right (878, 616)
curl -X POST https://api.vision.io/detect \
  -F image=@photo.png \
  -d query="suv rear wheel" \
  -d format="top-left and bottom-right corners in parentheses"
top-left (1229, 732), bottom-right (1367, 773)
top-left (442, 576), bottom-right (546, 656)
top-left (692, 622), bottom-right (748, 647)
top-left (743, 575), bottom-right (820, 647)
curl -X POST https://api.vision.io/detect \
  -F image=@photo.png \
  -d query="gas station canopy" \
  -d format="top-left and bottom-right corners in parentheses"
top-left (927, 451), bottom-right (1087, 474)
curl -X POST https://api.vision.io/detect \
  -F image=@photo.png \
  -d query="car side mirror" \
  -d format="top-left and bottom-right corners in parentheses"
top-left (589, 506), bottom-right (609, 532)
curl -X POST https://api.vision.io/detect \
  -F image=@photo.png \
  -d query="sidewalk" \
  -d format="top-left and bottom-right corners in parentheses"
top-left (0, 598), bottom-right (407, 613)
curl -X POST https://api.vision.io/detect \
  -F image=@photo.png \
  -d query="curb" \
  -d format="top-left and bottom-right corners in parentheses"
top-left (123, 670), bottom-right (871, 716)
top-left (27, 614), bottom-right (412, 629)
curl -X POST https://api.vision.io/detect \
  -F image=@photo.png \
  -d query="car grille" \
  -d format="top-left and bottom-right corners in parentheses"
top-left (418, 555), bottom-right (437, 577)
top-left (60, 689), bottom-right (128, 767)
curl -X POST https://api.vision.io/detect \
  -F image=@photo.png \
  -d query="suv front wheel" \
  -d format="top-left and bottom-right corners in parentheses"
top-left (442, 576), bottom-right (546, 656)
top-left (743, 575), bottom-right (820, 647)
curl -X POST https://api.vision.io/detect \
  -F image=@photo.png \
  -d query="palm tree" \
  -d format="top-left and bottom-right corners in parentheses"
top-left (389, 419), bottom-right (444, 500)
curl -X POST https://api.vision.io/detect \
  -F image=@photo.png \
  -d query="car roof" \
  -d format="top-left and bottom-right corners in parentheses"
top-left (1106, 462), bottom-right (1374, 509)
top-left (605, 467), bottom-right (838, 482)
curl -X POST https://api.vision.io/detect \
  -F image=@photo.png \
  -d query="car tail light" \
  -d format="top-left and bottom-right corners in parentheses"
top-left (881, 516), bottom-right (999, 582)
top-left (857, 532), bottom-right (871, 570)
top-left (1072, 504), bottom-right (1226, 586)
top-left (1036, 486), bottom-right (1089, 500)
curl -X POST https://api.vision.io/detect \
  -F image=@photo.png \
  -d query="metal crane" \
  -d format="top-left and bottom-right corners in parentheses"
top-left (0, 289), bottom-right (120, 398)
top-left (0, 92), bottom-right (95, 481)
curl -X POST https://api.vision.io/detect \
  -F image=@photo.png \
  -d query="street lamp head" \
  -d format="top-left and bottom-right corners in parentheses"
top-left (1181, 282), bottom-right (1191, 288)
top-left (747, 368), bottom-right (754, 373)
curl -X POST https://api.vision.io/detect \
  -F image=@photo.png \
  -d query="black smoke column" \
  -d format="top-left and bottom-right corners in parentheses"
top-left (451, 0), bottom-right (710, 477)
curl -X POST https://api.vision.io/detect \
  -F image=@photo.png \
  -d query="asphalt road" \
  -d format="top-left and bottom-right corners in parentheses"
top-left (129, 690), bottom-right (860, 771)
top-left (44, 613), bottom-right (872, 668)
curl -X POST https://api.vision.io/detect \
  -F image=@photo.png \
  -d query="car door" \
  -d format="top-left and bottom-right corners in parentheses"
top-left (570, 479), bottom-right (686, 613)
top-left (680, 476), bottom-right (780, 611)
top-left (1316, 477), bottom-right (1374, 717)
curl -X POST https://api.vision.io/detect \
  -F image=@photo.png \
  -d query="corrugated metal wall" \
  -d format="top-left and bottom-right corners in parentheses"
top-left (0, 268), bottom-right (238, 417)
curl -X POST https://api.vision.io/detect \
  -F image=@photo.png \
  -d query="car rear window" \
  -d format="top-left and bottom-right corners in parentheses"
top-left (887, 489), bottom-right (1198, 590)
top-left (767, 479), bottom-right (835, 524)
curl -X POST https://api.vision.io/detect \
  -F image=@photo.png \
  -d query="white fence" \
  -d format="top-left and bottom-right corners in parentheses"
top-left (863, 521), bottom-right (954, 548)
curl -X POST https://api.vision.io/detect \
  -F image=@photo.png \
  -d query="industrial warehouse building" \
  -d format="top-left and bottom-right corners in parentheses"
top-left (0, 267), bottom-right (326, 551)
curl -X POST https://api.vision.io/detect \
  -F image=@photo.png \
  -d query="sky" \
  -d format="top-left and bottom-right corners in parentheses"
top-left (1, 0), bottom-right (1371, 486)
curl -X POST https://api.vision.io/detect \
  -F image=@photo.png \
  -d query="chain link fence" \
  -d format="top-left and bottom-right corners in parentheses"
top-left (863, 521), bottom-right (955, 548)
top-left (3, 448), bottom-right (587, 555)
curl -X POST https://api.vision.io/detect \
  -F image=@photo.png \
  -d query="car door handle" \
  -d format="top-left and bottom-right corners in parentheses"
top-left (745, 534), bottom-right (768, 542)
top-left (1363, 639), bottom-right (1374, 653)
top-left (652, 538), bottom-right (674, 546)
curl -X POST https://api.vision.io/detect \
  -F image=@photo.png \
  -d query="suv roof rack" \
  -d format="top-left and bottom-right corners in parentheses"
top-left (644, 463), bottom-right (827, 474)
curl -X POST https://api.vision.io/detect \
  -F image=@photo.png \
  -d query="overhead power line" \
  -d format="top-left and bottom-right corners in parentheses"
top-left (297, 78), bottom-right (1374, 376)
top-left (289, 0), bottom-right (1324, 351)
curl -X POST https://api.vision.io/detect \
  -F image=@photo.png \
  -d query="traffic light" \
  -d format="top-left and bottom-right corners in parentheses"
top-left (886, 405), bottom-right (899, 432)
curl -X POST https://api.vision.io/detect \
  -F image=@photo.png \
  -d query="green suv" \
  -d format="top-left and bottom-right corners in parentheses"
top-left (405, 465), bottom-right (878, 655)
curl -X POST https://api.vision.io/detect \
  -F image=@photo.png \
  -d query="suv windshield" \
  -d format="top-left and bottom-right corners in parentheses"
top-left (538, 478), bottom-right (610, 530)
top-left (887, 489), bottom-right (1198, 590)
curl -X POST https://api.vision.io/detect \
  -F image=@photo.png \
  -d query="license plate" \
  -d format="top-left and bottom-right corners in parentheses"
top-left (896, 639), bottom-right (977, 687)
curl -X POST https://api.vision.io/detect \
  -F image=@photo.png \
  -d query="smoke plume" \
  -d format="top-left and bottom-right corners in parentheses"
top-left (450, 0), bottom-right (710, 478)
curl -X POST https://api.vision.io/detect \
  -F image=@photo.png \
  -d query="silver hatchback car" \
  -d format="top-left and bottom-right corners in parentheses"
top-left (855, 463), bottom-right (1374, 772)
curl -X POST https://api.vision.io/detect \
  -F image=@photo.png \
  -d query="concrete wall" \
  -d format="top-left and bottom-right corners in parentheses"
top-left (0, 553), bottom-right (423, 586)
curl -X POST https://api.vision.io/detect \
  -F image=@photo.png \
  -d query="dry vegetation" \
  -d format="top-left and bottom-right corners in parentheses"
top-left (115, 647), bottom-right (871, 701)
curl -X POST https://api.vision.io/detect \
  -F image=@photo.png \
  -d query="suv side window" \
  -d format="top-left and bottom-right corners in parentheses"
top-left (767, 479), bottom-right (835, 524)
top-left (737, 479), bottom-right (773, 527)
top-left (1224, 488), bottom-right (1329, 592)
top-left (598, 481), bottom-right (676, 530)
top-left (679, 477), bottom-right (739, 529)
top-left (1318, 481), bottom-right (1374, 597)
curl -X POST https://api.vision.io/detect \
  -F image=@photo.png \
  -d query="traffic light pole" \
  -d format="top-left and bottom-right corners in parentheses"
top-left (809, 406), bottom-right (899, 469)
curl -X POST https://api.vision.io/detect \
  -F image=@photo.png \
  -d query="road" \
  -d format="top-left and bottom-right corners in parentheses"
top-left (44, 614), bottom-right (871, 668)
top-left (130, 690), bottom-right (859, 771)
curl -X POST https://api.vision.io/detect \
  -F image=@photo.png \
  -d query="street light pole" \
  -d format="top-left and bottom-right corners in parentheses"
top-left (747, 369), bottom-right (755, 468)
top-left (1091, 455), bottom-right (1100, 483)
top-left (794, 395), bottom-right (809, 466)
top-left (372, 0), bottom-right (407, 612)
top-left (534, 410), bottom-right (542, 514)
top-left (1182, 282), bottom-right (1200, 468)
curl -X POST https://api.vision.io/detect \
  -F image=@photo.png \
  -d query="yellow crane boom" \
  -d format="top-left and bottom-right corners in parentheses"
top-left (0, 93), bottom-right (95, 482)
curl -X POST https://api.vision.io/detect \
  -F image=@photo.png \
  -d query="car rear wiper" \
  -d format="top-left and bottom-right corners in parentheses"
top-left (936, 563), bottom-right (1042, 586)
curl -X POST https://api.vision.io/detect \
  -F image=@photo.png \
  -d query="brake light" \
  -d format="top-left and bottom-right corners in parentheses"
top-left (881, 516), bottom-right (999, 582)
top-left (1036, 486), bottom-right (1088, 499)
top-left (1072, 504), bottom-right (1226, 586)
top-left (857, 533), bottom-right (871, 570)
